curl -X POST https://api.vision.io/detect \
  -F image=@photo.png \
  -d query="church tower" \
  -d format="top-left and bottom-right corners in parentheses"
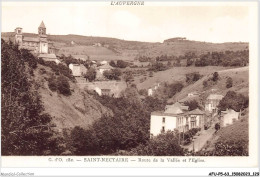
top-left (38, 21), bottom-right (48, 54)
top-left (14, 27), bottom-right (23, 45)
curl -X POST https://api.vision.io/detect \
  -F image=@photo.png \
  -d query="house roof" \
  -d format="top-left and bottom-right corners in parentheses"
top-left (186, 108), bottom-right (204, 115)
top-left (164, 102), bottom-right (188, 114)
top-left (23, 37), bottom-right (39, 42)
top-left (151, 111), bottom-right (180, 117)
top-left (39, 21), bottom-right (46, 28)
top-left (207, 94), bottom-right (224, 100)
top-left (38, 53), bottom-right (57, 59)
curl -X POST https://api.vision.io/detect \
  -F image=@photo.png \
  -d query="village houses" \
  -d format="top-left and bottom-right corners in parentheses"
top-left (150, 102), bottom-right (205, 137)
top-left (148, 82), bottom-right (160, 96)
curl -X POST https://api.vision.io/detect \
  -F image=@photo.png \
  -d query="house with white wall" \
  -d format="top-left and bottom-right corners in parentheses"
top-left (69, 63), bottom-right (87, 77)
top-left (150, 102), bottom-right (205, 137)
top-left (205, 94), bottom-right (224, 113)
top-left (220, 109), bottom-right (240, 127)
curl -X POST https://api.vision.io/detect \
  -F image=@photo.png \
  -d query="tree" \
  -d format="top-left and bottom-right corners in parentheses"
top-left (103, 69), bottom-right (122, 80)
top-left (184, 100), bottom-right (200, 111)
top-left (1, 39), bottom-right (59, 155)
top-left (212, 72), bottom-right (219, 82)
top-left (84, 68), bottom-right (96, 82)
top-left (226, 77), bottom-right (233, 88)
top-left (116, 60), bottom-right (128, 68)
top-left (215, 123), bottom-right (220, 132)
top-left (218, 91), bottom-right (248, 112)
top-left (123, 131), bottom-right (184, 156)
top-left (56, 75), bottom-right (71, 96)
top-left (109, 60), bottom-right (116, 67)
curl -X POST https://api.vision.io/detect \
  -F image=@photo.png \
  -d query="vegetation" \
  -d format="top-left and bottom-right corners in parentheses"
top-left (38, 59), bottom-right (74, 80)
top-left (154, 82), bottom-right (184, 100)
top-left (115, 131), bottom-right (184, 156)
top-left (148, 62), bottom-right (168, 72)
top-left (195, 50), bottom-right (249, 67)
top-left (1, 39), bottom-right (60, 155)
top-left (186, 72), bottom-right (202, 84)
top-left (226, 77), bottom-right (233, 88)
top-left (109, 60), bottom-right (129, 68)
top-left (103, 68), bottom-right (122, 80)
top-left (84, 68), bottom-right (96, 82)
top-left (218, 91), bottom-right (248, 112)
top-left (179, 128), bottom-right (201, 145)
top-left (184, 100), bottom-right (200, 111)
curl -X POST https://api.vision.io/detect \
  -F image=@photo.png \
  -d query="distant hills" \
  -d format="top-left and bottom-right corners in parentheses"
top-left (1, 32), bottom-right (248, 61)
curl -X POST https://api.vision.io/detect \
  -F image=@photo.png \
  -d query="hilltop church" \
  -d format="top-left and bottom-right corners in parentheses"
top-left (14, 21), bottom-right (59, 63)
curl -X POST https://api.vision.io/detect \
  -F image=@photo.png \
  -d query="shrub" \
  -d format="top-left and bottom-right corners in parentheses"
top-left (203, 80), bottom-right (208, 88)
top-left (226, 77), bottom-right (233, 88)
top-left (186, 72), bottom-right (202, 83)
top-left (215, 123), bottom-right (220, 132)
top-left (84, 68), bottom-right (96, 82)
top-left (103, 69), bottom-right (122, 80)
top-left (184, 100), bottom-right (200, 111)
top-left (48, 75), bottom-right (57, 92)
top-left (56, 76), bottom-right (71, 96)
top-left (212, 72), bottom-right (219, 82)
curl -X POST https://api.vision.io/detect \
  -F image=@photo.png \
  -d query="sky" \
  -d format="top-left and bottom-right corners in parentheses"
top-left (1, 2), bottom-right (250, 43)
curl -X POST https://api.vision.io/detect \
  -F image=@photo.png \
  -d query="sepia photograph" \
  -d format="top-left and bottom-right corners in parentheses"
top-left (1, 0), bottom-right (259, 175)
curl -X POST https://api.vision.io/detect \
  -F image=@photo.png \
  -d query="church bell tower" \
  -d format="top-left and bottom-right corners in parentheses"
top-left (38, 21), bottom-right (48, 54)
top-left (14, 27), bottom-right (23, 45)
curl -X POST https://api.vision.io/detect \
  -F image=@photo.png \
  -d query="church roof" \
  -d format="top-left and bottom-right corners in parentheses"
top-left (39, 21), bottom-right (46, 28)
top-left (23, 37), bottom-right (39, 42)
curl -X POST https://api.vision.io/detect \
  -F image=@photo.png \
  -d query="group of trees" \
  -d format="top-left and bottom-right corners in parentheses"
top-left (185, 72), bottom-right (202, 84)
top-left (48, 75), bottom-right (71, 96)
top-left (1, 39), bottom-right (60, 155)
top-left (103, 69), bottom-right (122, 80)
top-left (109, 60), bottom-right (129, 68)
top-left (203, 72), bottom-right (219, 88)
top-left (184, 100), bottom-right (200, 111)
top-left (218, 91), bottom-right (249, 112)
top-left (154, 82), bottom-right (184, 100)
top-left (59, 54), bottom-right (90, 69)
top-left (194, 50), bottom-right (249, 67)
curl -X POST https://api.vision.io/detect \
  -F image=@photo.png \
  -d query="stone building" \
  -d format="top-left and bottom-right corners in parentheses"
top-left (14, 21), bottom-right (59, 63)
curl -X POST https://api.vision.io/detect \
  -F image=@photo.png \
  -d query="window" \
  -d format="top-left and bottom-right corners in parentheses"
top-left (162, 126), bottom-right (165, 133)
top-left (162, 117), bottom-right (165, 123)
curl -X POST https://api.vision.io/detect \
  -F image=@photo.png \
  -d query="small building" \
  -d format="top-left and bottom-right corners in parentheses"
top-left (205, 94), bottom-right (224, 113)
top-left (221, 109), bottom-right (240, 127)
top-left (69, 63), bottom-right (87, 77)
top-left (148, 83), bottom-right (160, 96)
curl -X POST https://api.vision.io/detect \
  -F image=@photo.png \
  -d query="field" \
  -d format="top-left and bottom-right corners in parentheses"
top-left (135, 66), bottom-right (232, 90)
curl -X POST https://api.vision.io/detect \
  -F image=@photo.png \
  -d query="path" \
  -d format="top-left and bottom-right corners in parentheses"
top-left (183, 126), bottom-right (216, 152)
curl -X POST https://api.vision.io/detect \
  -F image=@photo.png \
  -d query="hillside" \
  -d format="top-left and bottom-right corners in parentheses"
top-left (135, 66), bottom-right (231, 90)
top-left (34, 64), bottom-right (112, 130)
top-left (2, 32), bottom-right (248, 61)
top-left (169, 66), bottom-right (249, 104)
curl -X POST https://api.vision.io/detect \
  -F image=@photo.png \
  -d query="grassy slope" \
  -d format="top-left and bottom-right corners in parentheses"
top-left (136, 66), bottom-right (231, 90)
top-left (203, 113), bottom-right (248, 152)
top-left (34, 64), bottom-right (112, 130)
top-left (170, 66), bottom-right (249, 103)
